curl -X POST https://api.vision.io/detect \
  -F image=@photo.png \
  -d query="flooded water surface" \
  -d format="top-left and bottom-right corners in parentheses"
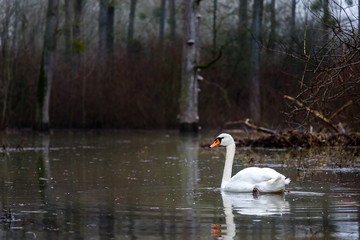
top-left (0, 131), bottom-right (359, 239)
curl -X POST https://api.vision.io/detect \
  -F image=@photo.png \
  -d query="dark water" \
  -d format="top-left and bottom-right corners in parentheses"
top-left (0, 131), bottom-right (359, 239)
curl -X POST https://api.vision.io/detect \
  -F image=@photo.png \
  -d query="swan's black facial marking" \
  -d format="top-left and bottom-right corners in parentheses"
top-left (210, 136), bottom-right (224, 148)
top-left (214, 137), bottom-right (224, 143)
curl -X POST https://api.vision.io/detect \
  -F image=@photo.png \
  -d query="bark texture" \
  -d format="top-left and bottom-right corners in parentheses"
top-left (179, 0), bottom-right (201, 132)
top-left (35, 0), bottom-right (59, 131)
top-left (249, 0), bottom-right (263, 123)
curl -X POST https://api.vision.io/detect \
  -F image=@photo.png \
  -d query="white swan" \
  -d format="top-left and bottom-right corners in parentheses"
top-left (210, 133), bottom-right (290, 193)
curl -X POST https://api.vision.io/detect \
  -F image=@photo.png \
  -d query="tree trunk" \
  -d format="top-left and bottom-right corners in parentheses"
top-left (267, 0), bottom-right (275, 49)
top-left (212, 0), bottom-right (217, 54)
top-left (169, 0), bottom-right (176, 42)
top-left (127, 0), bottom-right (137, 53)
top-left (35, 0), bottom-right (59, 131)
top-left (290, 0), bottom-right (296, 34)
top-left (107, 1), bottom-right (114, 56)
top-left (322, 0), bottom-right (330, 43)
top-left (179, 0), bottom-right (201, 132)
top-left (238, 0), bottom-right (248, 55)
top-left (99, 0), bottom-right (108, 61)
top-left (99, 0), bottom-right (114, 61)
top-left (72, 0), bottom-right (83, 61)
top-left (239, 0), bottom-right (248, 28)
top-left (63, 0), bottom-right (71, 59)
top-left (358, 0), bottom-right (360, 35)
top-left (249, 0), bottom-right (263, 124)
top-left (1, 0), bottom-right (11, 127)
top-left (159, 0), bottom-right (166, 45)
top-left (73, 0), bottom-right (83, 40)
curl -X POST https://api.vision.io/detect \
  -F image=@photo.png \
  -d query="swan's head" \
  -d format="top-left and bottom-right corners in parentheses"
top-left (210, 133), bottom-right (235, 148)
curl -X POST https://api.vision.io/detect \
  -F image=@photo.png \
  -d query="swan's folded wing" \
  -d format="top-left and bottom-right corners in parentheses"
top-left (228, 167), bottom-right (290, 192)
top-left (231, 167), bottom-right (282, 184)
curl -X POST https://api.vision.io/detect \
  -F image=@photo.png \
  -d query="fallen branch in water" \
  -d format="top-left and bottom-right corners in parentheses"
top-left (203, 130), bottom-right (360, 148)
top-left (243, 118), bottom-right (276, 134)
top-left (235, 130), bottom-right (360, 148)
top-left (224, 118), bottom-right (276, 135)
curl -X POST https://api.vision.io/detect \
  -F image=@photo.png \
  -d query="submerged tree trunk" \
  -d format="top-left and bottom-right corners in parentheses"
top-left (179, 0), bottom-right (201, 132)
top-left (249, 0), bottom-right (263, 123)
top-left (35, 0), bottom-right (59, 131)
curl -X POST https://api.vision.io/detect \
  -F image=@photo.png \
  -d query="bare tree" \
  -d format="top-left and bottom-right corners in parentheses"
top-left (267, 0), bottom-right (276, 49)
top-left (63, 0), bottom-right (72, 58)
top-left (239, 0), bottom-right (248, 28)
top-left (99, 0), bottom-right (114, 61)
top-left (179, 0), bottom-right (201, 132)
top-left (169, 0), bottom-right (177, 42)
top-left (290, 0), bottom-right (296, 35)
top-left (99, 0), bottom-right (107, 61)
top-left (159, 0), bottom-right (166, 45)
top-left (285, 0), bottom-right (360, 132)
top-left (358, 0), bottom-right (360, 34)
top-left (127, 0), bottom-right (137, 53)
top-left (35, 0), bottom-right (60, 131)
top-left (212, 0), bottom-right (218, 53)
top-left (107, 1), bottom-right (115, 56)
top-left (63, 0), bottom-right (83, 62)
top-left (73, 0), bottom-right (84, 60)
top-left (249, 0), bottom-right (263, 123)
top-left (1, 0), bottom-right (14, 126)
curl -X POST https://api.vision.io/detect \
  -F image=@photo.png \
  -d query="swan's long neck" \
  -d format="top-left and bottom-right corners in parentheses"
top-left (221, 143), bottom-right (235, 189)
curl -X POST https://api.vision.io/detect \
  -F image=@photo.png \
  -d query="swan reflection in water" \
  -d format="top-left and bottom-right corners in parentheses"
top-left (212, 191), bottom-right (290, 239)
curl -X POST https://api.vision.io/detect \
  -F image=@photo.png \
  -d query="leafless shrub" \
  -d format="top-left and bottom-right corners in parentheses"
top-left (285, 0), bottom-right (360, 132)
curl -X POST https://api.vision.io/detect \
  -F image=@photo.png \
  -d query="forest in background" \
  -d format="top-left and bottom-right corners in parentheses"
top-left (1, 0), bottom-right (360, 131)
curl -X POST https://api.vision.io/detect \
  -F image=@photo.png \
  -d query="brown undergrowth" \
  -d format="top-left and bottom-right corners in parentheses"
top-left (236, 130), bottom-right (360, 148)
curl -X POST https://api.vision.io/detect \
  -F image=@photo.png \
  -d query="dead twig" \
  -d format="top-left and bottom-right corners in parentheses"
top-left (284, 95), bottom-right (339, 133)
top-left (319, 99), bottom-right (354, 133)
top-left (244, 119), bottom-right (276, 134)
top-left (224, 118), bottom-right (276, 134)
top-left (328, 99), bottom-right (353, 120)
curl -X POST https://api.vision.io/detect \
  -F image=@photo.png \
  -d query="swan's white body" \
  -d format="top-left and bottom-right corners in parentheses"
top-left (210, 133), bottom-right (290, 193)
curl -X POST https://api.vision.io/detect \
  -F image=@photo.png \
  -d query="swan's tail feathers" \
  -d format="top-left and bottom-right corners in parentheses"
top-left (271, 175), bottom-right (289, 185)
top-left (284, 178), bottom-right (291, 185)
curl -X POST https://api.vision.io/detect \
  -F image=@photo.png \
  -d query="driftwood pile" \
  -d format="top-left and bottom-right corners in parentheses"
top-left (223, 118), bottom-right (360, 148)
top-left (236, 130), bottom-right (360, 148)
top-left (217, 95), bottom-right (360, 148)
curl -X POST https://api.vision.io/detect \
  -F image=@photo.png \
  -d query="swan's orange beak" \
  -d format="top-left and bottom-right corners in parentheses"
top-left (210, 139), bottom-right (221, 148)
